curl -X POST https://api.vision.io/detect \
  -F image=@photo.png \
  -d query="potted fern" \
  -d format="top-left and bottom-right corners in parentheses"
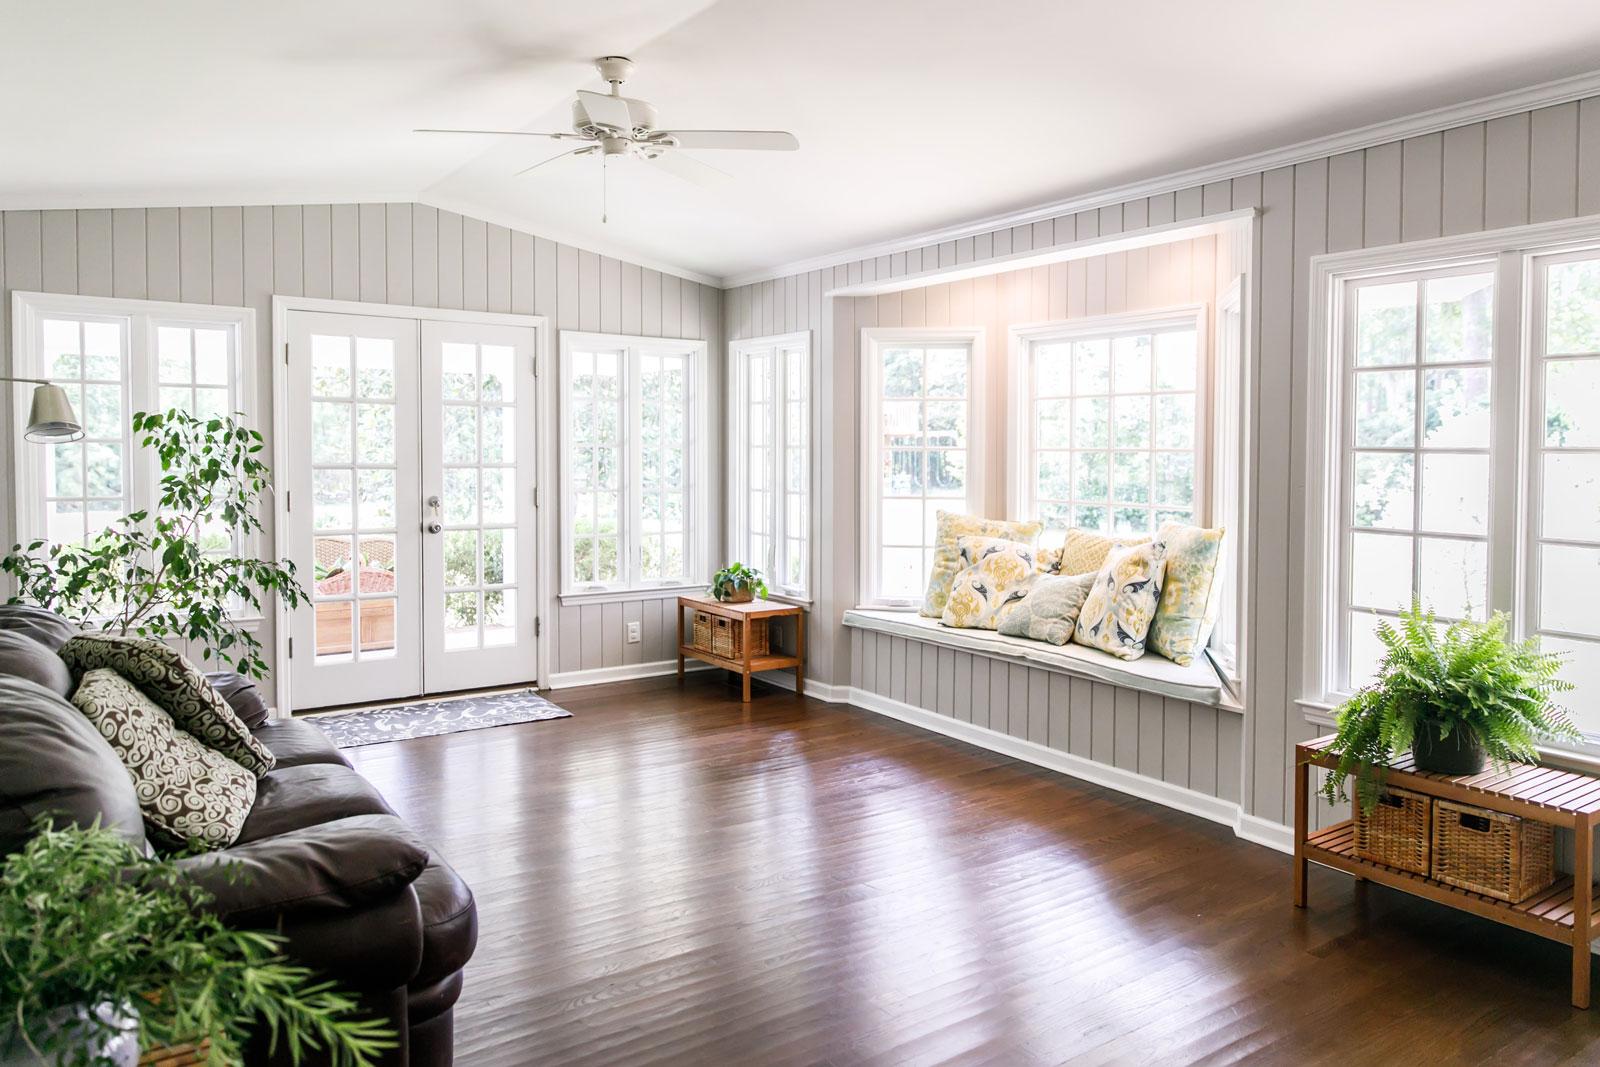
top-left (1320, 602), bottom-right (1581, 811)
top-left (710, 562), bottom-right (767, 604)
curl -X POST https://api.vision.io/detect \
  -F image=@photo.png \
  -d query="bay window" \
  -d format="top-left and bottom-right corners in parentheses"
top-left (728, 332), bottom-right (811, 600)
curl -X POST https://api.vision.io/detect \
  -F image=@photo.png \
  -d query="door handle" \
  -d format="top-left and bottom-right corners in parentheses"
top-left (426, 495), bottom-right (441, 512)
top-left (425, 520), bottom-right (443, 534)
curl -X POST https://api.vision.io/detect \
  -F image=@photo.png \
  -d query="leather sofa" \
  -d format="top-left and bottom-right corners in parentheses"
top-left (0, 606), bottom-right (476, 1066)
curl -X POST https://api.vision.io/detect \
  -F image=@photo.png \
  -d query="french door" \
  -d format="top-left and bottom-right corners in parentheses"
top-left (284, 309), bottom-right (539, 710)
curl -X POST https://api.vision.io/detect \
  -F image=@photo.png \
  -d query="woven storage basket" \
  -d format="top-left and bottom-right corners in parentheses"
top-left (1431, 798), bottom-right (1555, 903)
top-left (691, 610), bottom-right (715, 652)
top-left (1353, 786), bottom-right (1431, 875)
top-left (710, 615), bottom-right (770, 659)
top-left (140, 1040), bottom-right (209, 1065)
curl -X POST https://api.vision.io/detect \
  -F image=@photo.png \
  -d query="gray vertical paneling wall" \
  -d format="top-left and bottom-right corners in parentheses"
top-left (0, 203), bottom-right (723, 704)
top-left (727, 94), bottom-right (1600, 833)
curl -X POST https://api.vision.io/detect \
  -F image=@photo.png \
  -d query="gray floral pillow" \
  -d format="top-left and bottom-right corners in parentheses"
top-left (60, 634), bottom-right (275, 776)
top-left (70, 669), bottom-right (257, 851)
top-left (997, 572), bottom-right (1097, 645)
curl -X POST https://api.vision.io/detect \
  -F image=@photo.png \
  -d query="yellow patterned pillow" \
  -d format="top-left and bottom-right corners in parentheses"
top-left (1037, 528), bottom-right (1150, 576)
top-left (1148, 523), bottom-right (1226, 666)
top-left (920, 511), bottom-right (1044, 617)
top-left (940, 537), bottom-right (1037, 630)
top-left (1072, 540), bottom-right (1169, 660)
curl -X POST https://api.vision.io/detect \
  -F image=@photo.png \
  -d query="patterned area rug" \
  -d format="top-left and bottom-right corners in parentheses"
top-left (311, 689), bottom-right (571, 749)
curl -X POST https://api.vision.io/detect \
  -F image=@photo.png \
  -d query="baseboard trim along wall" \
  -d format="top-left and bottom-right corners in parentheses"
top-left (546, 659), bottom-right (715, 690)
top-left (845, 685), bottom-right (1294, 855)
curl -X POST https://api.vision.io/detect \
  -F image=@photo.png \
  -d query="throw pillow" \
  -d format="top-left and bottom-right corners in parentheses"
top-left (60, 634), bottom-right (275, 776)
top-left (997, 572), bottom-right (1097, 645)
top-left (1148, 523), bottom-right (1227, 666)
top-left (0, 630), bottom-right (74, 696)
top-left (941, 537), bottom-right (1037, 630)
top-left (70, 668), bottom-right (256, 851)
top-left (920, 511), bottom-right (1044, 618)
top-left (1036, 528), bottom-right (1150, 576)
top-left (1073, 540), bottom-right (1169, 660)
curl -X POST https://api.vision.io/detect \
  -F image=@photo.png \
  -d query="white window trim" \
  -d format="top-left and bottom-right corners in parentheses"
top-left (557, 330), bottom-right (709, 605)
top-left (1211, 278), bottom-right (1247, 686)
top-left (1300, 212), bottom-right (1600, 719)
top-left (9, 290), bottom-right (258, 561)
top-left (1004, 304), bottom-right (1210, 526)
top-left (727, 330), bottom-right (813, 603)
top-left (859, 326), bottom-right (987, 609)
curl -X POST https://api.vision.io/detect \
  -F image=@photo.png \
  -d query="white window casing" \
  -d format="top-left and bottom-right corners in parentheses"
top-left (728, 331), bottom-right (813, 602)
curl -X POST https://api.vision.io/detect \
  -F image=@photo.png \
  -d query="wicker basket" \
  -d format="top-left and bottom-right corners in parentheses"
top-left (709, 615), bottom-right (770, 659)
top-left (1353, 786), bottom-right (1432, 875)
top-left (691, 610), bottom-right (715, 652)
top-left (1431, 799), bottom-right (1555, 902)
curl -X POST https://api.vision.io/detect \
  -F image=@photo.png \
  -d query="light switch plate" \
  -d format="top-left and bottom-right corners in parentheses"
top-left (626, 620), bottom-right (641, 643)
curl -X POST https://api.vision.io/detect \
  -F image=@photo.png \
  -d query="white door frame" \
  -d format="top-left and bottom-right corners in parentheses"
top-left (272, 295), bottom-right (551, 715)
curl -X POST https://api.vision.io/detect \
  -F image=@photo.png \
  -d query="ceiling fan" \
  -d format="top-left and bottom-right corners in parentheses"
top-left (416, 56), bottom-right (799, 205)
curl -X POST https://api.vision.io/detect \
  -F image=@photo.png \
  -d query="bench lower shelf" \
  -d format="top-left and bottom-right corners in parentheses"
top-left (1306, 820), bottom-right (1600, 943)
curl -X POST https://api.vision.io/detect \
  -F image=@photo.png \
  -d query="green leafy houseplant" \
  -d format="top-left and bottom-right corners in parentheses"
top-left (1, 410), bottom-right (307, 681)
top-left (1319, 602), bottom-right (1580, 812)
top-left (710, 562), bottom-right (767, 603)
top-left (0, 822), bottom-right (393, 1067)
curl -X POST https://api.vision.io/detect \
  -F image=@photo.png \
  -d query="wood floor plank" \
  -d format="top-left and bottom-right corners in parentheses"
top-left (343, 676), bottom-right (1600, 1065)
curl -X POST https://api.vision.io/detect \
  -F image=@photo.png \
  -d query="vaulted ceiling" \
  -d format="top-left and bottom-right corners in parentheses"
top-left (5, 0), bottom-right (1600, 282)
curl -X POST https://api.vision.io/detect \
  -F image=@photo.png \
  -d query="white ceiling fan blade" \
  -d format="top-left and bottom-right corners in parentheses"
top-left (576, 90), bottom-right (635, 131)
top-left (658, 130), bottom-right (799, 151)
top-left (644, 149), bottom-right (730, 188)
top-left (514, 145), bottom-right (597, 178)
top-left (415, 128), bottom-right (576, 139)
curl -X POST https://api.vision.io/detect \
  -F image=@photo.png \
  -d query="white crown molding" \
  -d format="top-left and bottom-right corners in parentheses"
top-left (0, 187), bottom-right (421, 213)
top-left (417, 193), bottom-right (722, 288)
top-left (722, 68), bottom-right (1600, 290)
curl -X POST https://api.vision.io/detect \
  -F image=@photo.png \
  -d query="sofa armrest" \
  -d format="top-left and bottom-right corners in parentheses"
top-left (174, 814), bottom-right (429, 925)
top-left (270, 887), bottom-right (425, 992)
top-left (204, 670), bottom-right (270, 728)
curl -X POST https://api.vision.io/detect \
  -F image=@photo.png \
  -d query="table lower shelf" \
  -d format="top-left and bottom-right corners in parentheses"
top-left (679, 645), bottom-right (801, 674)
top-left (1306, 820), bottom-right (1600, 944)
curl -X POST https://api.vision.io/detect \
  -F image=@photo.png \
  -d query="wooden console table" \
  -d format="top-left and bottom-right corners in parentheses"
top-left (677, 594), bottom-right (805, 702)
top-left (1296, 734), bottom-right (1600, 1007)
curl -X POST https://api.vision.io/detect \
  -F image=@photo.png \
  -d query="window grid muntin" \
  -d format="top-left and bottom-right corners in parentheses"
top-left (40, 314), bottom-right (130, 547)
top-left (637, 348), bottom-right (690, 583)
top-left (733, 338), bottom-right (810, 599)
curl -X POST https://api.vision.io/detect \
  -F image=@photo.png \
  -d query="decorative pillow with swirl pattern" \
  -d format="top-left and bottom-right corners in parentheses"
top-left (61, 634), bottom-right (275, 776)
top-left (70, 668), bottom-right (256, 851)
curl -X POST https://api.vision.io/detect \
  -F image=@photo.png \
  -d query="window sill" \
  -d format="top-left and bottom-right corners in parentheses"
top-left (559, 583), bottom-right (707, 607)
top-left (844, 609), bottom-right (1231, 708)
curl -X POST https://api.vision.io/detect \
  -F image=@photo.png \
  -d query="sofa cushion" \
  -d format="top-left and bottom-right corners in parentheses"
top-left (0, 605), bottom-right (77, 652)
top-left (61, 634), bottom-right (275, 776)
top-left (204, 671), bottom-right (270, 729)
top-left (410, 858), bottom-right (478, 990)
top-left (0, 676), bottom-right (146, 856)
top-left (174, 813), bottom-right (429, 925)
top-left (0, 630), bottom-right (73, 696)
top-left (237, 763), bottom-right (395, 843)
top-left (71, 669), bottom-right (257, 851)
top-left (252, 718), bottom-right (351, 768)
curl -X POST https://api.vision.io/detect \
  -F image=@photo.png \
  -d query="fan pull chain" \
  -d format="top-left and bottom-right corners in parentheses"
top-left (602, 155), bottom-right (609, 224)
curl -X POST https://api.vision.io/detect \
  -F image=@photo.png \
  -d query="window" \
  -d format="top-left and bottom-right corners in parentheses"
top-left (559, 331), bottom-right (708, 599)
top-left (1306, 225), bottom-right (1600, 746)
top-left (10, 292), bottom-right (252, 551)
top-left (1010, 308), bottom-right (1206, 537)
top-left (860, 328), bottom-right (984, 608)
top-left (729, 332), bottom-right (811, 600)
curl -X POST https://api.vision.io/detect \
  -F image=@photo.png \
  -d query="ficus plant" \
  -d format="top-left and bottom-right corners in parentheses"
top-left (1, 410), bottom-right (307, 680)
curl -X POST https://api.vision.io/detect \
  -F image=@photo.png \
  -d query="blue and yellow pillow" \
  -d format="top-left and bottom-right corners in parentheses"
top-left (940, 537), bottom-right (1037, 630)
top-left (1072, 540), bottom-right (1168, 660)
top-left (921, 511), bottom-right (1044, 618)
top-left (996, 572), bottom-right (1097, 645)
top-left (1148, 523), bottom-right (1226, 666)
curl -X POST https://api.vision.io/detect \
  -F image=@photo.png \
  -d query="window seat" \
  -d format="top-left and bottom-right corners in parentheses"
top-left (843, 609), bottom-right (1226, 707)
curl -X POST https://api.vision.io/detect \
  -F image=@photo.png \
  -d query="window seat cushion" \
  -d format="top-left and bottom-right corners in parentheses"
top-left (843, 608), bottom-right (1225, 707)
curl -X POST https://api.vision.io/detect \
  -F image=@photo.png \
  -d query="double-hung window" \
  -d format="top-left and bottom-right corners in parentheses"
top-left (1010, 308), bottom-right (1207, 537)
top-left (10, 291), bottom-right (252, 552)
top-left (559, 331), bottom-right (708, 599)
top-left (728, 332), bottom-right (811, 600)
top-left (1307, 227), bottom-right (1600, 746)
top-left (860, 328), bottom-right (984, 608)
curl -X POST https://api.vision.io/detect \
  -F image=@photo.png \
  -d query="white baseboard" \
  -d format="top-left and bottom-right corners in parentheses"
top-left (845, 686), bottom-right (1293, 855)
top-left (547, 658), bottom-right (713, 690)
top-left (756, 670), bottom-right (852, 703)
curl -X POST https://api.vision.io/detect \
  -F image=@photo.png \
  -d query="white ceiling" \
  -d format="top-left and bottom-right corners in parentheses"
top-left (4, 0), bottom-right (1600, 283)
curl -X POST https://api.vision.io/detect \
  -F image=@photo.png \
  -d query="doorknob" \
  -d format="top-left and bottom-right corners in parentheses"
top-left (426, 495), bottom-right (441, 512)
top-left (426, 519), bottom-right (443, 534)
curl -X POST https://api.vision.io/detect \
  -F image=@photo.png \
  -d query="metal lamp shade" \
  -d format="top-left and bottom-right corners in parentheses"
top-left (24, 383), bottom-right (83, 443)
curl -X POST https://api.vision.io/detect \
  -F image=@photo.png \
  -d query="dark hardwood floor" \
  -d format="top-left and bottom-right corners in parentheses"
top-left (344, 673), bottom-right (1600, 1066)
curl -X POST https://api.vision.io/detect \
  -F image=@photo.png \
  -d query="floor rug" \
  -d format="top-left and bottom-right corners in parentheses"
top-left (311, 689), bottom-right (571, 749)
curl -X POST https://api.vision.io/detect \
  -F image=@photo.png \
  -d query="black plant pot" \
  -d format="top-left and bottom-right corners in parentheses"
top-left (1412, 725), bottom-right (1487, 776)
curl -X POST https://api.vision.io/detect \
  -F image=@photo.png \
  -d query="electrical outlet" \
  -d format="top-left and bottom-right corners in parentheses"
top-left (626, 620), bottom-right (641, 644)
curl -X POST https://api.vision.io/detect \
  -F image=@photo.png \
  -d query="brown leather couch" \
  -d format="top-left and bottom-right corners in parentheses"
top-left (0, 606), bottom-right (476, 1066)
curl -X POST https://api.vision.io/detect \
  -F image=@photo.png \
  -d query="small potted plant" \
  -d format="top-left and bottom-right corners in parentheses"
top-left (0, 822), bottom-right (393, 1066)
top-left (1320, 601), bottom-right (1580, 811)
top-left (710, 562), bottom-right (767, 604)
